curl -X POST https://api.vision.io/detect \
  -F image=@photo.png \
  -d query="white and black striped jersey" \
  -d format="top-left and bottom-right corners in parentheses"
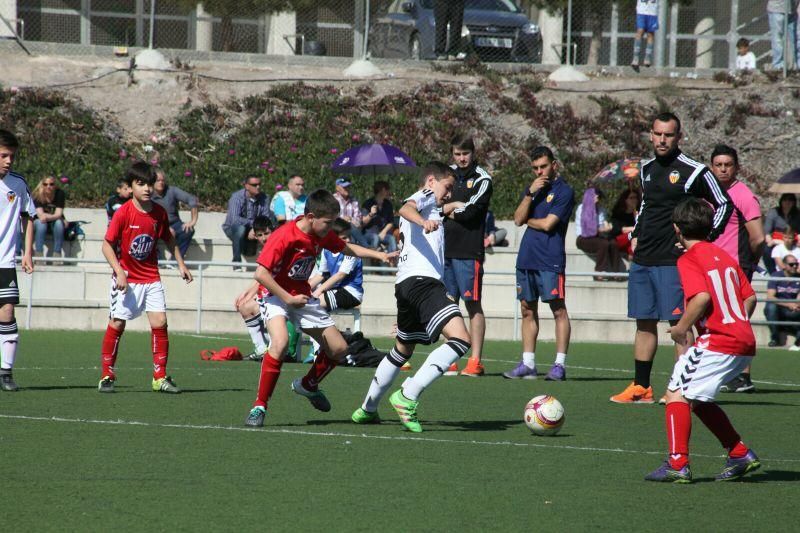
top-left (0, 172), bottom-right (36, 268)
top-left (631, 151), bottom-right (732, 266)
top-left (444, 163), bottom-right (493, 260)
top-left (396, 188), bottom-right (445, 284)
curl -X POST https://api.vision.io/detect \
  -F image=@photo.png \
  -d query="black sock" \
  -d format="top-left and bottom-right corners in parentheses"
top-left (634, 360), bottom-right (653, 389)
top-left (741, 372), bottom-right (751, 381)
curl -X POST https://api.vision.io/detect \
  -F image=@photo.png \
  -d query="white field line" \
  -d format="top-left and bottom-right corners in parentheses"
top-left (1, 413), bottom-right (799, 464)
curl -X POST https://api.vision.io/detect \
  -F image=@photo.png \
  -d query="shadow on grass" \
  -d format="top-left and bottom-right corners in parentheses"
top-left (21, 385), bottom-right (101, 391)
top-left (743, 470), bottom-right (800, 482)
top-left (716, 400), bottom-right (799, 407)
top-left (743, 389), bottom-right (800, 395)
top-left (436, 419), bottom-right (525, 431)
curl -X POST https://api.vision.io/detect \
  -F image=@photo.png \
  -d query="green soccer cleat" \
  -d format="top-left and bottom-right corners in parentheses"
top-left (152, 376), bottom-right (181, 394)
top-left (390, 389), bottom-right (422, 433)
top-left (351, 407), bottom-right (381, 425)
top-left (245, 406), bottom-right (266, 427)
top-left (98, 376), bottom-right (115, 393)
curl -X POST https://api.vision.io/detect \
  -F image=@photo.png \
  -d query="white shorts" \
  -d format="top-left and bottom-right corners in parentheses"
top-left (109, 280), bottom-right (167, 321)
top-left (259, 294), bottom-right (335, 331)
top-left (667, 347), bottom-right (753, 402)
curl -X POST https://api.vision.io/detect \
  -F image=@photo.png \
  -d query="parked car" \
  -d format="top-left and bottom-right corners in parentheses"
top-left (369, 0), bottom-right (542, 62)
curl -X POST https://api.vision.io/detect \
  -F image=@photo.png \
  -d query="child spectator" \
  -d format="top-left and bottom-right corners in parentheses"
top-left (105, 178), bottom-right (132, 223)
top-left (763, 193), bottom-right (800, 272)
top-left (31, 176), bottom-right (66, 261)
top-left (483, 210), bottom-right (508, 248)
top-left (770, 227), bottom-right (800, 272)
top-left (632, 0), bottom-right (659, 69)
top-left (311, 218), bottom-right (364, 311)
top-left (609, 188), bottom-right (640, 260)
top-left (735, 38), bottom-right (757, 71)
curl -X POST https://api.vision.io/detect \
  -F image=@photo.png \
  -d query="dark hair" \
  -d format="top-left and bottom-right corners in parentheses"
top-left (0, 129), bottom-right (19, 150)
top-left (242, 175), bottom-right (261, 184)
top-left (611, 188), bottom-right (641, 219)
top-left (530, 146), bottom-right (555, 162)
top-left (672, 198), bottom-right (713, 240)
top-left (710, 144), bottom-right (739, 168)
top-left (123, 161), bottom-right (156, 186)
top-left (253, 216), bottom-right (274, 233)
top-left (450, 134), bottom-right (475, 153)
top-left (373, 180), bottom-right (390, 195)
top-left (304, 188), bottom-right (341, 218)
top-left (332, 217), bottom-right (352, 235)
top-left (654, 112), bottom-right (681, 134)
top-left (736, 37), bottom-right (750, 48)
top-left (418, 161), bottom-right (456, 186)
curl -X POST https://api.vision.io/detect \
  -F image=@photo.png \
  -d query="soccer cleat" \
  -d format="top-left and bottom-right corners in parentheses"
top-left (644, 461), bottom-right (693, 483)
top-left (245, 406), bottom-right (266, 427)
top-left (291, 378), bottom-right (331, 412)
top-left (716, 450), bottom-right (761, 481)
top-left (390, 389), bottom-right (422, 433)
top-left (351, 407), bottom-right (381, 425)
top-left (444, 362), bottom-right (459, 376)
top-left (98, 376), bottom-right (115, 393)
top-left (720, 375), bottom-right (755, 393)
top-left (400, 361), bottom-right (412, 371)
top-left (609, 382), bottom-right (654, 404)
top-left (544, 363), bottom-right (566, 381)
top-left (460, 358), bottom-right (485, 377)
top-left (502, 361), bottom-right (538, 379)
top-left (0, 372), bottom-right (19, 392)
top-left (244, 351), bottom-right (264, 362)
top-left (152, 376), bottom-right (181, 394)
top-left (658, 395), bottom-right (667, 405)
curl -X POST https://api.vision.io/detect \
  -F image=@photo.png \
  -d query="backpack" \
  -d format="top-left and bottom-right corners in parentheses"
top-left (341, 331), bottom-right (387, 368)
top-left (200, 347), bottom-right (243, 361)
top-left (64, 220), bottom-right (86, 242)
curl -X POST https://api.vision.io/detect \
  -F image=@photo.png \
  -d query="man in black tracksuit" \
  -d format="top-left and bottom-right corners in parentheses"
top-left (610, 112), bottom-right (733, 404)
top-left (442, 135), bottom-right (493, 377)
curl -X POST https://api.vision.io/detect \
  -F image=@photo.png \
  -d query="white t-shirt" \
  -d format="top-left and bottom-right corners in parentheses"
top-left (736, 52), bottom-right (756, 71)
top-left (0, 172), bottom-right (36, 268)
top-left (396, 188), bottom-right (444, 284)
top-left (771, 242), bottom-right (800, 269)
top-left (637, 0), bottom-right (659, 16)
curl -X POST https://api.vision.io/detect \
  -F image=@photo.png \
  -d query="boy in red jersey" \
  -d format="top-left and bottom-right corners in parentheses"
top-left (98, 162), bottom-right (193, 394)
top-left (245, 189), bottom-right (395, 427)
top-left (646, 198), bottom-right (760, 483)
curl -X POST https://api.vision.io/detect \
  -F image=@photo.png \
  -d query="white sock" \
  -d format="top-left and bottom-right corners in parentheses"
top-left (402, 342), bottom-right (463, 401)
top-left (244, 315), bottom-right (268, 355)
top-left (555, 352), bottom-right (567, 366)
top-left (362, 349), bottom-right (406, 412)
top-left (0, 320), bottom-right (19, 370)
top-left (522, 351), bottom-right (535, 369)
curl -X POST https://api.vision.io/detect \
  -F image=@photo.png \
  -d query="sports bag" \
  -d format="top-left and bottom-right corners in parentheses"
top-left (200, 347), bottom-right (243, 361)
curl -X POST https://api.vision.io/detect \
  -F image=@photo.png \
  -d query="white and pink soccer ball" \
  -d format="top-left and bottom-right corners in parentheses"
top-left (524, 395), bottom-right (565, 436)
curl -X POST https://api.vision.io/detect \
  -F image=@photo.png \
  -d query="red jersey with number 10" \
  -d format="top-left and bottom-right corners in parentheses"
top-left (105, 200), bottom-right (171, 283)
top-left (677, 241), bottom-right (756, 356)
top-left (257, 218), bottom-right (345, 296)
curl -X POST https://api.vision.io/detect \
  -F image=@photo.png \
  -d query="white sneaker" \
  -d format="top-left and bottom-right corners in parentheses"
top-left (788, 344), bottom-right (800, 352)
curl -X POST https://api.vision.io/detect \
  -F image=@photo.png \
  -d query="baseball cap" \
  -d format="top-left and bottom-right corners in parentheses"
top-left (335, 177), bottom-right (352, 187)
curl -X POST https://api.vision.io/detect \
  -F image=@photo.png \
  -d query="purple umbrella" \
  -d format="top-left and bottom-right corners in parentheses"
top-left (331, 143), bottom-right (417, 176)
top-left (769, 167), bottom-right (800, 194)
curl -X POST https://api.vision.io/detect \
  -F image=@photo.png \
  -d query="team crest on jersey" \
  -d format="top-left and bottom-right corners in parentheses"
top-left (669, 170), bottom-right (681, 184)
top-left (6, 191), bottom-right (15, 203)
top-left (546, 193), bottom-right (554, 203)
top-left (466, 179), bottom-right (474, 188)
top-left (129, 234), bottom-right (155, 261)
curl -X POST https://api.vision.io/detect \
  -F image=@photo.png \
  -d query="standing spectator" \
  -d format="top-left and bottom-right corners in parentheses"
top-left (610, 112), bottom-right (732, 404)
top-left (333, 177), bottom-right (369, 247)
top-left (763, 193), bottom-right (800, 272)
top-left (362, 180), bottom-right (397, 252)
top-left (222, 175), bottom-right (272, 269)
top-left (434, 0), bottom-right (466, 60)
top-left (771, 227), bottom-right (800, 271)
top-left (484, 209), bottom-right (507, 248)
top-left (442, 135), bottom-right (493, 377)
top-left (272, 174), bottom-right (307, 222)
top-left (767, 0), bottom-right (798, 70)
top-left (31, 176), bottom-right (66, 261)
top-left (503, 146), bottom-right (575, 382)
top-left (609, 188), bottom-right (641, 260)
top-left (735, 38), bottom-right (757, 71)
top-left (632, 0), bottom-right (660, 69)
top-left (105, 178), bottom-right (131, 223)
top-left (152, 168), bottom-right (198, 261)
top-left (574, 187), bottom-right (624, 279)
top-left (764, 256), bottom-right (800, 349)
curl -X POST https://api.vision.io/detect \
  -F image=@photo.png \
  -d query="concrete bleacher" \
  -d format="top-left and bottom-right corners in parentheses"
top-left (25, 208), bottom-right (776, 345)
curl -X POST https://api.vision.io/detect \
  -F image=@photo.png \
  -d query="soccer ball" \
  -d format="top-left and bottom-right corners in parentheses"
top-left (524, 395), bottom-right (565, 436)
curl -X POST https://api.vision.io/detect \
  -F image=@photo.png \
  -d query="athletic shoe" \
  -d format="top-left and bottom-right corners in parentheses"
top-left (544, 363), bottom-right (566, 381)
top-left (0, 373), bottom-right (18, 392)
top-left (644, 461), bottom-right (693, 483)
top-left (291, 378), bottom-right (331, 412)
top-left (658, 395), bottom-right (667, 405)
top-left (716, 450), bottom-right (761, 481)
top-left (789, 344), bottom-right (800, 352)
top-left (244, 351), bottom-right (264, 362)
top-left (351, 407), bottom-right (381, 424)
top-left (502, 361), bottom-right (538, 379)
top-left (768, 339), bottom-right (781, 347)
top-left (245, 406), bottom-right (266, 427)
top-left (152, 376), bottom-right (181, 394)
top-left (609, 382), bottom-right (654, 404)
top-left (390, 389), bottom-right (422, 433)
top-left (98, 376), bottom-right (115, 393)
top-left (460, 358), bottom-right (485, 377)
top-left (400, 361), bottom-right (412, 371)
top-left (720, 374), bottom-right (755, 393)
top-left (444, 362), bottom-right (459, 376)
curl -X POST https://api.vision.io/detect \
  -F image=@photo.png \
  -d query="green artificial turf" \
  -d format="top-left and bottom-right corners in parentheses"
top-left (1, 331), bottom-right (798, 532)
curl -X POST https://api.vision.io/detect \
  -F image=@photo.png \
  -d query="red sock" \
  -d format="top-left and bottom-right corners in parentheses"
top-left (728, 441), bottom-right (749, 458)
top-left (691, 401), bottom-right (741, 452)
top-left (101, 325), bottom-right (123, 379)
top-left (301, 349), bottom-right (337, 391)
top-left (254, 354), bottom-right (283, 408)
top-left (151, 326), bottom-right (169, 379)
top-left (666, 402), bottom-right (691, 470)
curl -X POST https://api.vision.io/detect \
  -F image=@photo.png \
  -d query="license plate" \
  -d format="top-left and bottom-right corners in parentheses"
top-left (475, 37), bottom-right (512, 48)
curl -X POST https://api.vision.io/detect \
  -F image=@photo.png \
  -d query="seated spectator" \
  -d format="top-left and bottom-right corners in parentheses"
top-left (771, 227), bottom-right (800, 271)
top-left (105, 178), bottom-right (132, 223)
top-left (764, 256), bottom-right (800, 349)
top-left (483, 210), bottom-right (508, 248)
top-left (31, 176), bottom-right (66, 260)
top-left (311, 218), bottom-right (363, 311)
top-left (574, 187), bottom-right (624, 279)
top-left (271, 174), bottom-right (307, 222)
top-left (361, 180), bottom-right (397, 252)
top-left (735, 37), bottom-right (757, 71)
top-left (333, 177), bottom-right (370, 247)
top-left (764, 193), bottom-right (800, 272)
top-left (152, 168), bottom-right (199, 260)
top-left (609, 188), bottom-right (640, 260)
top-left (222, 175), bottom-right (272, 269)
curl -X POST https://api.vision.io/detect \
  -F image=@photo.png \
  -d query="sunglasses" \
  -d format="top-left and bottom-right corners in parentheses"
top-left (786, 262), bottom-right (799, 267)
top-left (43, 183), bottom-right (56, 187)
top-left (246, 182), bottom-right (261, 187)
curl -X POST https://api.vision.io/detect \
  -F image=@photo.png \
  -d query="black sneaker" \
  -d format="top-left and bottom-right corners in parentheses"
top-left (721, 374), bottom-right (755, 393)
top-left (0, 373), bottom-right (18, 392)
top-left (768, 339), bottom-right (780, 347)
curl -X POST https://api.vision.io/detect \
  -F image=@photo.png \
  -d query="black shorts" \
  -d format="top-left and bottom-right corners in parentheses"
top-left (0, 268), bottom-right (19, 305)
top-left (323, 288), bottom-right (361, 310)
top-left (395, 276), bottom-right (462, 345)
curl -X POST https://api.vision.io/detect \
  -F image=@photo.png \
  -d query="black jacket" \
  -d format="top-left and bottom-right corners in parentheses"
top-left (444, 163), bottom-right (494, 260)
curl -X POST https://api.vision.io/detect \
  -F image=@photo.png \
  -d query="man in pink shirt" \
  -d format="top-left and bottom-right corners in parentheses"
top-left (710, 144), bottom-right (765, 393)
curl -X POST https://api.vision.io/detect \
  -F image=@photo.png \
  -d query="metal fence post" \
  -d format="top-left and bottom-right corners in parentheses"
top-left (565, 0), bottom-right (573, 65)
top-left (80, 0), bottom-right (91, 45)
top-left (668, 2), bottom-right (678, 67)
top-left (728, 0), bottom-right (739, 70)
top-left (196, 265), bottom-right (203, 333)
top-left (148, 0), bottom-right (156, 49)
top-left (610, 1), bottom-right (619, 67)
